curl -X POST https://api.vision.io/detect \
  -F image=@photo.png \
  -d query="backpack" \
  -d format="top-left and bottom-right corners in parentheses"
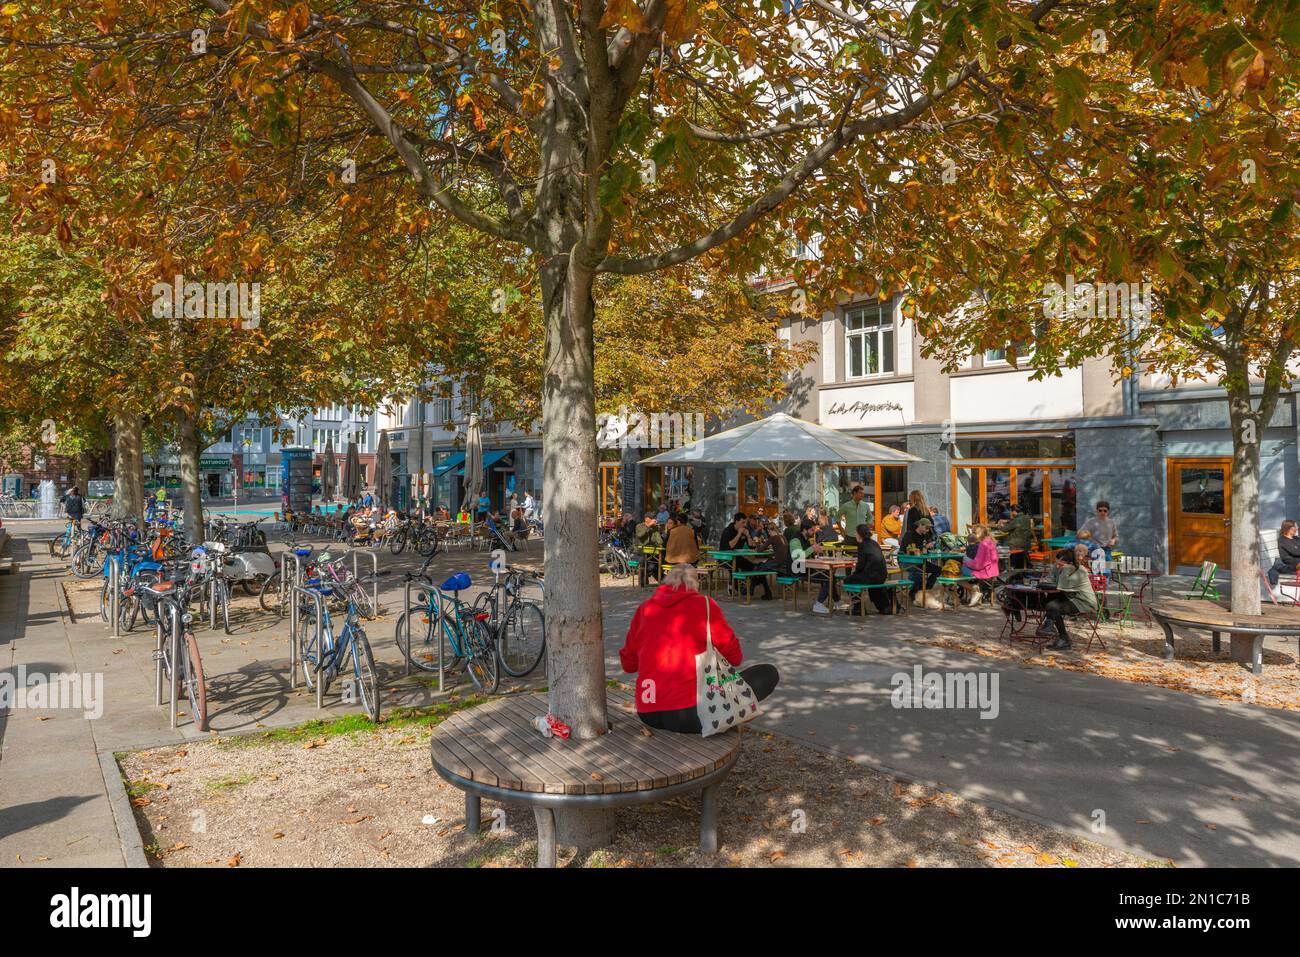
top-left (938, 532), bottom-right (965, 552)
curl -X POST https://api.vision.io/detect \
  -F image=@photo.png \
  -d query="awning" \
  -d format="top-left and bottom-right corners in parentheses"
top-left (433, 452), bottom-right (466, 477)
top-left (456, 450), bottom-right (511, 475)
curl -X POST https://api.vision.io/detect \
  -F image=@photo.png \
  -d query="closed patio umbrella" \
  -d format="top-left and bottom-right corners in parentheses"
top-left (322, 438), bottom-right (336, 503)
top-left (463, 413), bottom-right (484, 512)
top-left (640, 411), bottom-right (922, 505)
top-left (375, 430), bottom-right (392, 512)
top-left (342, 440), bottom-right (362, 503)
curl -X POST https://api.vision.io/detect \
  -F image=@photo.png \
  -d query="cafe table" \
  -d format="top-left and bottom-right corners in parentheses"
top-left (999, 581), bottom-right (1062, 648)
top-left (710, 549), bottom-right (773, 599)
top-left (802, 556), bottom-right (856, 616)
top-left (896, 551), bottom-right (966, 607)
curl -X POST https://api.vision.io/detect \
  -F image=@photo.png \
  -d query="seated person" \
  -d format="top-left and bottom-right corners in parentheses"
top-left (794, 535), bottom-right (846, 615)
top-left (719, 512), bottom-right (756, 554)
top-left (635, 512), bottom-right (665, 580)
top-left (510, 507), bottom-right (529, 540)
top-left (620, 565), bottom-right (779, 734)
top-left (844, 524), bottom-right (894, 615)
top-left (615, 511), bottom-right (638, 550)
top-left (998, 504), bottom-right (1034, 569)
top-left (900, 515), bottom-right (941, 609)
top-left (1074, 529), bottom-right (1106, 570)
top-left (961, 523), bottom-right (1001, 605)
top-left (664, 514), bottom-right (700, 566)
top-left (1036, 548), bottom-right (1098, 650)
top-left (929, 506), bottom-right (952, 536)
top-left (881, 504), bottom-right (903, 547)
top-left (1268, 520), bottom-right (1300, 586)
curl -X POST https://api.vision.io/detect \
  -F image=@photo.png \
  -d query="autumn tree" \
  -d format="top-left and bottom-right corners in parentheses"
top-left (844, 6), bottom-right (1300, 614)
top-left (3, 0), bottom-right (1134, 844)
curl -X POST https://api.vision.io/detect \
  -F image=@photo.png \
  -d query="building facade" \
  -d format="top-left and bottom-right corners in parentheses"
top-left (769, 291), bottom-right (1296, 575)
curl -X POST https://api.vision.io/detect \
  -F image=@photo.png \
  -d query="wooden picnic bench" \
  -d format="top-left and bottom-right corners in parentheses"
top-left (429, 688), bottom-right (742, 867)
top-left (1150, 598), bottom-right (1300, 676)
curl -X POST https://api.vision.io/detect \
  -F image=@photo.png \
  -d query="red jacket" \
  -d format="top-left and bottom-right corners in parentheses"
top-left (620, 585), bottom-right (742, 713)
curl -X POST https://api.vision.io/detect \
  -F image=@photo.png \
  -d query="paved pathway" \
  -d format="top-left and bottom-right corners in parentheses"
top-left (2, 521), bottom-right (1298, 867)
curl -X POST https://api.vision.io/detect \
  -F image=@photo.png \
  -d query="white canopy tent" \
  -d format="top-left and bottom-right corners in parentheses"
top-left (639, 411), bottom-right (922, 506)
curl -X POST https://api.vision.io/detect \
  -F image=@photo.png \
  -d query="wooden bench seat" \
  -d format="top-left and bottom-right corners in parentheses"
top-left (1151, 598), bottom-right (1300, 676)
top-left (429, 688), bottom-right (742, 866)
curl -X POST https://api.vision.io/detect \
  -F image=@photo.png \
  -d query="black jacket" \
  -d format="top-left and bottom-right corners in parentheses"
top-left (62, 493), bottom-right (85, 520)
top-left (1280, 535), bottom-right (1300, 572)
top-left (845, 539), bottom-right (888, 585)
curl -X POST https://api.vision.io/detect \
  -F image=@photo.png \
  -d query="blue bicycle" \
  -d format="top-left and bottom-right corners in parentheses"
top-left (296, 583), bottom-right (381, 721)
top-left (394, 572), bottom-right (499, 692)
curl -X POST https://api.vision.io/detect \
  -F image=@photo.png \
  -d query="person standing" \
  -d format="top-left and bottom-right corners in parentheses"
top-left (999, 504), bottom-right (1034, 570)
top-left (1077, 501), bottom-right (1119, 566)
top-left (522, 488), bottom-right (536, 520)
top-left (837, 484), bottom-right (873, 539)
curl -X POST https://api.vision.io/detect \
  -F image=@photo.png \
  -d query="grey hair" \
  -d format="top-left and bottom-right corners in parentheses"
top-left (662, 564), bottom-right (699, 592)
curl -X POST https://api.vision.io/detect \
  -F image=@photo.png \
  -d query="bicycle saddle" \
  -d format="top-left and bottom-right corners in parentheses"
top-left (293, 547), bottom-right (313, 557)
top-left (440, 572), bottom-right (472, 592)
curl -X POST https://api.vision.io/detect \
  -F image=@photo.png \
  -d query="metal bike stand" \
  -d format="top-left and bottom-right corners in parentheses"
top-left (153, 603), bottom-right (166, 707)
top-left (168, 603), bottom-right (182, 730)
top-left (109, 555), bottom-right (121, 638)
top-left (402, 577), bottom-right (413, 678)
top-left (280, 550), bottom-right (311, 687)
top-left (290, 585), bottom-right (327, 710)
top-left (347, 548), bottom-right (380, 616)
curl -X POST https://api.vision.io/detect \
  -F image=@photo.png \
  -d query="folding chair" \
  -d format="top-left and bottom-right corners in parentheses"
top-left (1184, 561), bottom-right (1220, 601)
top-left (1080, 574), bottom-right (1110, 651)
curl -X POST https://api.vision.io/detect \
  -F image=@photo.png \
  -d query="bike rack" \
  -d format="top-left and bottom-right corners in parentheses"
top-left (402, 576), bottom-right (446, 690)
top-left (347, 547), bottom-right (380, 616)
top-left (109, 553), bottom-right (121, 639)
top-left (279, 549), bottom-right (311, 617)
top-left (290, 584), bottom-right (327, 708)
top-left (151, 599), bottom-right (182, 729)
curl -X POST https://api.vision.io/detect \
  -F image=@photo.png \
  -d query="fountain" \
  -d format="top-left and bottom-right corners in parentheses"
top-left (36, 479), bottom-right (60, 519)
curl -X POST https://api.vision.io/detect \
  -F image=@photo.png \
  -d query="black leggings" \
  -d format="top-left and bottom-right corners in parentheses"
top-left (1042, 595), bottom-right (1077, 638)
top-left (638, 664), bottom-right (780, 734)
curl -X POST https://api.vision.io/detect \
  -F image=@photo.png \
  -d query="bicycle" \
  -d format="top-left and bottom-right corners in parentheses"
top-left (48, 520), bottom-right (77, 559)
top-left (141, 555), bottom-right (210, 731)
top-left (473, 567), bottom-right (546, 677)
top-left (295, 583), bottom-right (381, 721)
top-left (394, 571), bottom-right (498, 692)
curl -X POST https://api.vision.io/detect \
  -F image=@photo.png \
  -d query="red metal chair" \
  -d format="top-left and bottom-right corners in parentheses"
top-left (1081, 574), bottom-right (1109, 651)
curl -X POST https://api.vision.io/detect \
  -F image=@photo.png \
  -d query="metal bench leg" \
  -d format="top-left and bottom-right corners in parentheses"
top-left (1211, 630), bottom-right (1221, 654)
top-left (465, 793), bottom-right (481, 834)
top-left (534, 807), bottom-right (557, 868)
top-left (1160, 621), bottom-right (1176, 661)
top-left (700, 783), bottom-right (720, 854)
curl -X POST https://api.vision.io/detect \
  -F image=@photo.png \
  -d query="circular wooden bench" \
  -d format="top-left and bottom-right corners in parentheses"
top-left (1151, 598), bottom-right (1300, 676)
top-left (429, 688), bottom-right (742, 867)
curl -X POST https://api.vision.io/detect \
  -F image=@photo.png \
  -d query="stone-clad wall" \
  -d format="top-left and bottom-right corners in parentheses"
top-left (1074, 424), bottom-right (1162, 567)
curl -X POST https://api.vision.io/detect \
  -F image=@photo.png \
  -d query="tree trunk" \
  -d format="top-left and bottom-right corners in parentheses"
top-left (111, 412), bottom-right (144, 524)
top-left (1227, 387), bottom-right (1263, 617)
top-left (74, 451), bottom-right (91, 497)
top-left (540, 252), bottom-right (612, 850)
top-left (177, 412), bottom-right (204, 545)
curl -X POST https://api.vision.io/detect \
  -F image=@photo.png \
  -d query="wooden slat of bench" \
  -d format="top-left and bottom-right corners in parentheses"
top-left (434, 730), bottom-right (502, 789)
top-left (441, 711), bottom-right (536, 791)
top-left (462, 708), bottom-right (557, 794)
top-left (496, 694), bottom-right (657, 793)
top-left (491, 696), bottom-right (620, 794)
top-left (472, 705), bottom-right (585, 795)
top-left (1155, 598), bottom-right (1300, 629)
top-left (488, 696), bottom-right (622, 794)
top-left (428, 737), bottom-right (474, 781)
top-left (604, 693), bottom-right (739, 774)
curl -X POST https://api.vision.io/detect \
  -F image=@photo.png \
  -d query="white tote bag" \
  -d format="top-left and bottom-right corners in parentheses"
top-left (695, 595), bottom-right (759, 737)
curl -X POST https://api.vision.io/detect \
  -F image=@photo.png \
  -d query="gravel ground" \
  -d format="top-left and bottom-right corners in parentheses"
top-left (118, 710), bottom-right (1154, 869)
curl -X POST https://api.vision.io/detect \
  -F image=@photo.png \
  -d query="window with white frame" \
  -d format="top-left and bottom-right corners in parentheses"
top-left (845, 302), bottom-right (895, 379)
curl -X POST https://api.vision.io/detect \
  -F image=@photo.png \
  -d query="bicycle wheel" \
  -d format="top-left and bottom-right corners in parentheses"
top-left (350, 580), bottom-right (376, 620)
top-left (349, 629), bottom-right (381, 722)
top-left (259, 570), bottom-right (286, 615)
top-left (180, 631), bottom-right (209, 731)
top-left (72, 541), bottom-right (105, 578)
top-left (415, 527), bottom-right (439, 558)
top-left (100, 578), bottom-right (111, 622)
top-left (394, 609), bottom-right (443, 672)
top-left (498, 600), bottom-right (546, 678)
top-left (462, 617), bottom-right (499, 693)
top-left (389, 530), bottom-right (407, 555)
top-left (297, 604), bottom-right (321, 691)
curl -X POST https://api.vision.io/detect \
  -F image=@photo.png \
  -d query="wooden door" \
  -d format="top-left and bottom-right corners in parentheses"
top-left (1167, 457), bottom-right (1232, 570)
top-left (738, 468), bottom-right (778, 517)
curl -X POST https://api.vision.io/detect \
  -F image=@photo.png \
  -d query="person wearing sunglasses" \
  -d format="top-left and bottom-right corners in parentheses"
top-left (1077, 501), bottom-right (1119, 570)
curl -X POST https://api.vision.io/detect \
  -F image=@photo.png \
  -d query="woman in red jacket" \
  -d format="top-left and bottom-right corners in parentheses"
top-left (620, 565), bottom-right (779, 734)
